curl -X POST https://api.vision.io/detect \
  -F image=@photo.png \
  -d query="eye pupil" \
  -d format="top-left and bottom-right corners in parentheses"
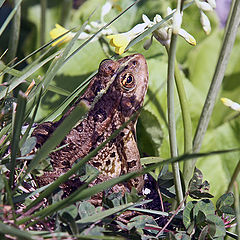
top-left (126, 76), bottom-right (133, 83)
top-left (120, 73), bottom-right (135, 91)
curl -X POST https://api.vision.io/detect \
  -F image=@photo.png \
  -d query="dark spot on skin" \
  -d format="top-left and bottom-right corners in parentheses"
top-left (110, 152), bottom-right (115, 158)
top-left (120, 132), bottom-right (125, 137)
top-left (127, 160), bottom-right (136, 169)
top-left (92, 161), bottom-right (101, 168)
top-left (91, 81), bottom-right (102, 95)
top-left (130, 95), bottom-right (136, 105)
top-left (108, 141), bottom-right (113, 147)
top-left (99, 59), bottom-right (119, 76)
top-left (106, 160), bottom-right (111, 166)
top-left (93, 108), bottom-right (107, 122)
top-left (76, 124), bottom-right (83, 132)
top-left (96, 134), bottom-right (104, 143)
top-left (108, 66), bottom-right (115, 74)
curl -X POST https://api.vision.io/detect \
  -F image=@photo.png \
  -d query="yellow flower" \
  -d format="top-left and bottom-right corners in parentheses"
top-left (107, 23), bottom-right (147, 55)
top-left (107, 34), bottom-right (131, 55)
top-left (221, 98), bottom-right (240, 112)
top-left (50, 24), bottom-right (74, 46)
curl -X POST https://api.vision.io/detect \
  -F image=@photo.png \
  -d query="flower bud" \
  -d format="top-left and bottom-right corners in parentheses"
top-left (195, 0), bottom-right (213, 11)
top-left (200, 11), bottom-right (211, 35)
top-left (172, 10), bottom-right (182, 34)
top-left (207, 0), bottom-right (216, 9)
top-left (101, 1), bottom-right (112, 20)
top-left (221, 98), bottom-right (240, 112)
top-left (179, 29), bottom-right (196, 46)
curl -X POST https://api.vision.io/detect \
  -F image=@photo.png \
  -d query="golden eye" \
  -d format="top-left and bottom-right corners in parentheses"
top-left (120, 73), bottom-right (135, 91)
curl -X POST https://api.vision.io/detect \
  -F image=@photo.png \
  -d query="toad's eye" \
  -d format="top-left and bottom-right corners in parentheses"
top-left (120, 73), bottom-right (136, 91)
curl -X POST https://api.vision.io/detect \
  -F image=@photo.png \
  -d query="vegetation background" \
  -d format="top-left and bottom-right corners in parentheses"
top-left (0, 0), bottom-right (240, 239)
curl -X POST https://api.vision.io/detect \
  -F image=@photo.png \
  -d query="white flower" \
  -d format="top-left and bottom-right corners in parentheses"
top-left (142, 188), bottom-right (151, 195)
top-left (142, 11), bottom-right (196, 48)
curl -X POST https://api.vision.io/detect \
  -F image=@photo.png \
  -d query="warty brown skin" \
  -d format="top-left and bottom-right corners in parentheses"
top-left (32, 54), bottom-right (149, 196)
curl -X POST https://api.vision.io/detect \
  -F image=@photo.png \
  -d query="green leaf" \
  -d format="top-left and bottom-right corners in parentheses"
top-left (78, 201), bottom-right (96, 220)
top-left (205, 214), bottom-right (226, 238)
top-left (216, 192), bottom-right (234, 209)
top-left (77, 202), bottom-right (134, 224)
top-left (189, 168), bottom-right (214, 199)
top-left (128, 207), bottom-right (169, 217)
top-left (103, 191), bottom-right (123, 208)
top-left (127, 215), bottom-right (157, 230)
top-left (183, 201), bottom-right (196, 229)
top-left (196, 210), bottom-right (206, 227)
top-left (82, 226), bottom-right (105, 237)
top-left (193, 199), bottom-right (215, 219)
top-left (137, 109), bottom-right (163, 156)
top-left (20, 137), bottom-right (37, 156)
top-left (218, 205), bottom-right (235, 216)
top-left (173, 232), bottom-right (191, 240)
top-left (216, 192), bottom-right (235, 216)
top-left (198, 225), bottom-right (209, 240)
top-left (0, 0), bottom-right (6, 8)
top-left (79, 164), bottom-right (99, 182)
top-left (59, 204), bottom-right (78, 234)
top-left (158, 171), bottom-right (176, 198)
top-left (59, 204), bottom-right (78, 220)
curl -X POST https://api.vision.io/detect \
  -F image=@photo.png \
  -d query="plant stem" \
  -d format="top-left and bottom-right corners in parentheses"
top-left (173, 60), bottom-right (193, 190)
top-left (7, 0), bottom-right (21, 67)
top-left (193, 0), bottom-right (240, 157)
top-left (234, 181), bottom-right (240, 238)
top-left (60, 0), bottom-right (72, 26)
top-left (227, 159), bottom-right (240, 192)
top-left (167, 33), bottom-right (184, 205)
top-left (40, 0), bottom-right (46, 46)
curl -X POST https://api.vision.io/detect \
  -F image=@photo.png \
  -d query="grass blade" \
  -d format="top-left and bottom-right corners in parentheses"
top-left (42, 71), bottom-right (96, 122)
top-left (0, 0), bottom-right (6, 8)
top-left (6, 0), bottom-right (21, 69)
top-left (0, 0), bottom-right (23, 37)
top-left (23, 101), bottom-right (89, 178)
top-left (19, 87), bottom-right (43, 148)
top-left (76, 203), bottom-right (134, 224)
top-left (193, 0), bottom-right (240, 154)
top-left (0, 51), bottom-right (59, 100)
top-left (0, 222), bottom-right (34, 240)
top-left (9, 91), bottom-right (27, 186)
